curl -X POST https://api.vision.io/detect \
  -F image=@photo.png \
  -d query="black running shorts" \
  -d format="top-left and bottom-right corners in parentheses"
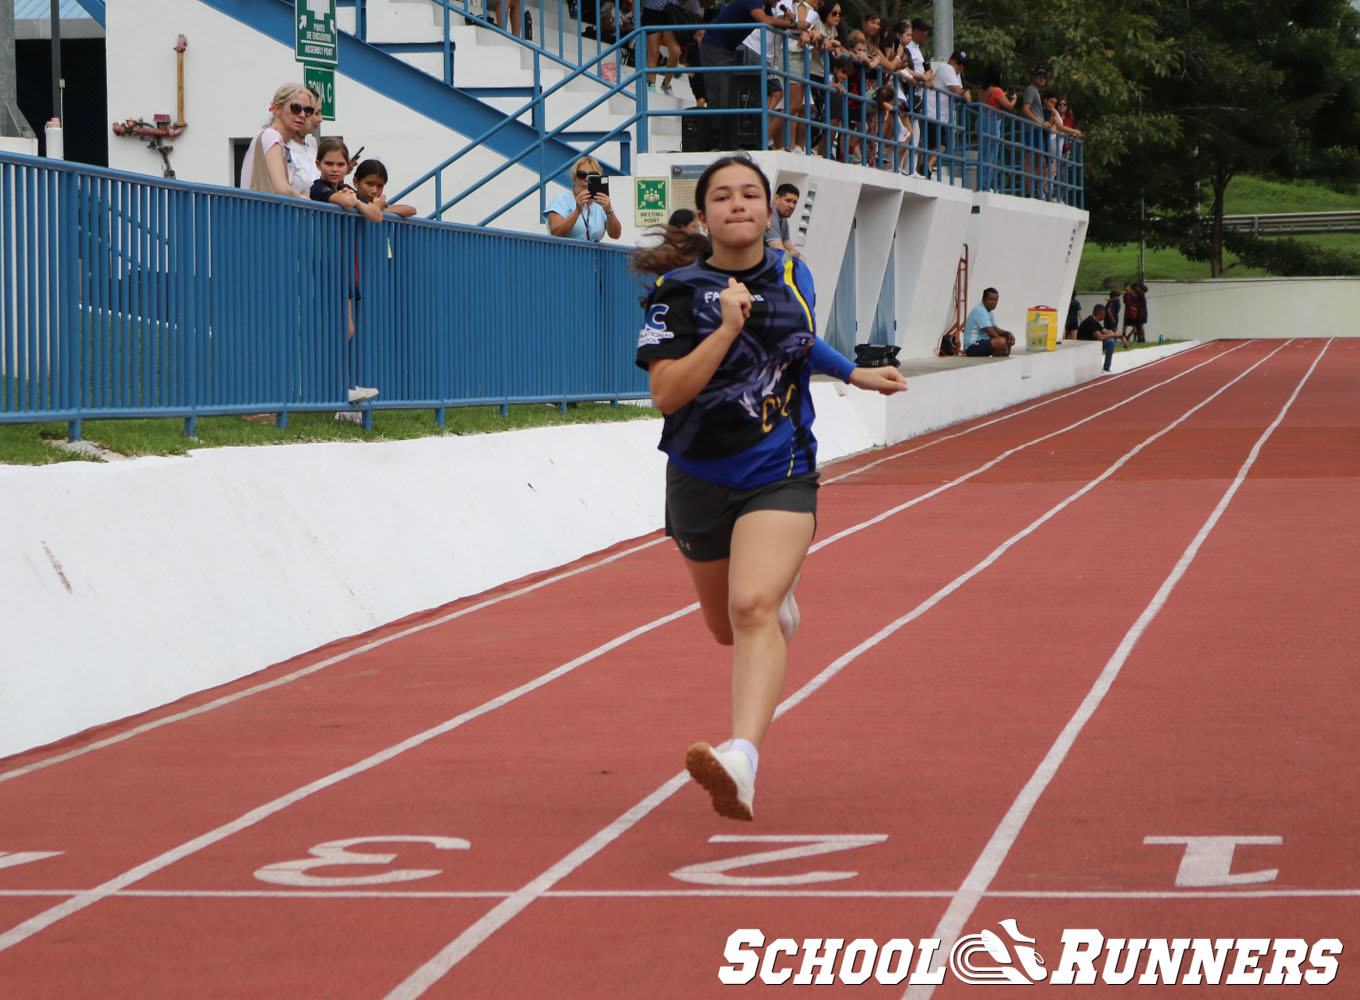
top-left (664, 462), bottom-right (819, 562)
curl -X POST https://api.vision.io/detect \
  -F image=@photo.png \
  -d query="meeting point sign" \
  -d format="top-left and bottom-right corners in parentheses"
top-left (718, 920), bottom-right (1342, 987)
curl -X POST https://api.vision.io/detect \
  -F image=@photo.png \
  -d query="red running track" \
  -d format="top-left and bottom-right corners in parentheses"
top-left (1, 338), bottom-right (1356, 997)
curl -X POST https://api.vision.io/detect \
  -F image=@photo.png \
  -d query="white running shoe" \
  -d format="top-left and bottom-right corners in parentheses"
top-left (347, 385), bottom-right (379, 404)
top-left (777, 575), bottom-right (801, 643)
top-left (685, 742), bottom-right (755, 821)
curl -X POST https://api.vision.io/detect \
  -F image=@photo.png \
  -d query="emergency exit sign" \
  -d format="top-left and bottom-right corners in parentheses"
top-left (295, 0), bottom-right (338, 65)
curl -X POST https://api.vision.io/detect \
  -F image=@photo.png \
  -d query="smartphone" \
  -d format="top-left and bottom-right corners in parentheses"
top-left (586, 173), bottom-right (609, 198)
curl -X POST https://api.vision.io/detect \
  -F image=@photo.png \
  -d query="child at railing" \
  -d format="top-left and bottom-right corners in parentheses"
top-left (310, 138), bottom-right (384, 223)
top-left (353, 160), bottom-right (419, 219)
top-left (307, 141), bottom-right (383, 417)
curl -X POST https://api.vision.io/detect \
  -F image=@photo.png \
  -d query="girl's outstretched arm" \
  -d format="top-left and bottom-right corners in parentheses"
top-left (849, 365), bottom-right (908, 395)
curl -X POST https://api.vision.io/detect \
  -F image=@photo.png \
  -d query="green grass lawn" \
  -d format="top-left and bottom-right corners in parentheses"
top-left (0, 402), bottom-right (660, 468)
top-left (1078, 174), bottom-right (1360, 289)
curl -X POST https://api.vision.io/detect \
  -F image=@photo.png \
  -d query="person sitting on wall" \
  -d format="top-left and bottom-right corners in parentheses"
top-left (1103, 288), bottom-right (1121, 333)
top-left (963, 287), bottom-right (1015, 357)
top-left (1076, 302), bottom-right (1126, 373)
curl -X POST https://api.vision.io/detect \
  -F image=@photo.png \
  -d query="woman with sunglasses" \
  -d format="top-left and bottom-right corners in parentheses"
top-left (544, 155), bottom-right (622, 242)
top-left (239, 83), bottom-right (316, 199)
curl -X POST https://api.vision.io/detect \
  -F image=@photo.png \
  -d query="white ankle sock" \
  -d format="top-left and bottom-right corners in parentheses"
top-left (730, 738), bottom-right (759, 778)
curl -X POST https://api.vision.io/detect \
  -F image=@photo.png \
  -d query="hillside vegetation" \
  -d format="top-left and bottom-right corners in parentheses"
top-left (1077, 174), bottom-right (1360, 289)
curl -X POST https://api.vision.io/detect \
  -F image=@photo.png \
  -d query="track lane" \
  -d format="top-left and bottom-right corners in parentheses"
top-left (377, 342), bottom-right (1311, 996)
top-left (7, 345), bottom-right (1338, 1000)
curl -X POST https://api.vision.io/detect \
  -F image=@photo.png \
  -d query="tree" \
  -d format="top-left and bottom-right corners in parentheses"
top-left (882, 0), bottom-right (1360, 277)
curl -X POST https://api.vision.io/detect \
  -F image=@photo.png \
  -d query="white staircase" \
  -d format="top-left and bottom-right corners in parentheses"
top-left (341, 0), bottom-right (696, 231)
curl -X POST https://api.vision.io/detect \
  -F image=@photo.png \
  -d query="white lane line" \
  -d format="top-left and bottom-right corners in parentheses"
top-left (902, 339), bottom-right (1330, 1000)
top-left (810, 341), bottom-right (1250, 554)
top-left (4, 887), bottom-right (1358, 900)
top-left (821, 341), bottom-right (1229, 486)
top-left (0, 344), bottom-right (1231, 783)
top-left (0, 604), bottom-right (697, 957)
top-left (382, 342), bottom-right (1290, 1000)
top-left (0, 342), bottom-right (1258, 961)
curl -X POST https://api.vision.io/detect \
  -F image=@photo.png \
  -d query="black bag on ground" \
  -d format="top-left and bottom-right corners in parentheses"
top-left (854, 343), bottom-right (901, 368)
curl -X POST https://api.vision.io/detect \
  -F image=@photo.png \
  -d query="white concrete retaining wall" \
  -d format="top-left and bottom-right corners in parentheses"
top-left (1077, 278), bottom-right (1360, 342)
top-left (1144, 278), bottom-right (1360, 340)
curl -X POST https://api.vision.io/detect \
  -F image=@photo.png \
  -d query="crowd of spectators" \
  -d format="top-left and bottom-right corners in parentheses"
top-left (624, 2), bottom-right (1086, 196)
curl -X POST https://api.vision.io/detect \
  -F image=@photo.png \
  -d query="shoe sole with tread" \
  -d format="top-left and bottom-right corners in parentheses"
top-left (685, 742), bottom-right (753, 821)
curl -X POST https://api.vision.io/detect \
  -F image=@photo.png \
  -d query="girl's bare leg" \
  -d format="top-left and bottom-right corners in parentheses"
top-left (726, 508), bottom-right (814, 747)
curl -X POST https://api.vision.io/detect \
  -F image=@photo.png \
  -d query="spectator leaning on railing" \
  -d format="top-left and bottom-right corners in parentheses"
top-left (784, 0), bottom-right (824, 153)
top-left (239, 82), bottom-right (317, 199)
top-left (978, 63), bottom-right (1016, 192)
top-left (1020, 66), bottom-right (1049, 198)
top-left (738, 0), bottom-right (792, 150)
top-left (922, 49), bottom-right (969, 179)
top-left (699, 0), bottom-right (793, 111)
top-left (287, 88), bottom-right (325, 197)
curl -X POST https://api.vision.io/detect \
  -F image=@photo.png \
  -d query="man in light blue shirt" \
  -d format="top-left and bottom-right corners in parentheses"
top-left (963, 287), bottom-right (1015, 357)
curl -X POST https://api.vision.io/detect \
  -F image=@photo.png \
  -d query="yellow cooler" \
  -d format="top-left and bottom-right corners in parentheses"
top-left (1026, 305), bottom-right (1058, 352)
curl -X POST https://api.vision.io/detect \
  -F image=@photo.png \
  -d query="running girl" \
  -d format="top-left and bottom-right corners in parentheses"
top-left (634, 154), bottom-right (907, 821)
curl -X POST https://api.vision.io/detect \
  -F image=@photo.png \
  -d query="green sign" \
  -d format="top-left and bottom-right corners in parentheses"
top-left (635, 177), bottom-right (668, 227)
top-left (295, 0), bottom-right (338, 66)
top-left (304, 65), bottom-right (336, 121)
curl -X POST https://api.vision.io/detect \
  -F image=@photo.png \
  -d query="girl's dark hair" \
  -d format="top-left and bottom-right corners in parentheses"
top-left (316, 136), bottom-right (350, 162)
top-left (633, 155), bottom-right (770, 276)
top-left (984, 62), bottom-right (1003, 89)
top-left (354, 159), bottom-right (388, 183)
top-left (667, 208), bottom-right (696, 228)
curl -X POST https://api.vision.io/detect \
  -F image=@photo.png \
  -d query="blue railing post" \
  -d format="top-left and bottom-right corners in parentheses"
top-left (636, 28), bottom-right (649, 154)
top-left (443, 0), bottom-right (453, 84)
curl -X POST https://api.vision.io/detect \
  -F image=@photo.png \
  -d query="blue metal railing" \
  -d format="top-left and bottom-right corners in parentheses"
top-left (0, 153), bottom-right (648, 438)
top-left (380, 15), bottom-right (1083, 224)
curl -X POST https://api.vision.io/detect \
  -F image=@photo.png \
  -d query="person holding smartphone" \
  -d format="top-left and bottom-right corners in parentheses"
top-left (544, 155), bottom-right (622, 242)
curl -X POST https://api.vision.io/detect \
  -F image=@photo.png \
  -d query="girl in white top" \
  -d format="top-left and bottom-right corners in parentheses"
top-left (785, 0), bottom-right (822, 152)
top-left (740, 0), bottom-right (794, 149)
top-left (238, 82), bottom-right (314, 198)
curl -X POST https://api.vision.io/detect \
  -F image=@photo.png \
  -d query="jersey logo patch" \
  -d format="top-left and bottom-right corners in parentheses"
top-left (638, 303), bottom-right (676, 348)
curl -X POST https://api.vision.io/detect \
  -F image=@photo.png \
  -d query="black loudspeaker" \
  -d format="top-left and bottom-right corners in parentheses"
top-left (682, 114), bottom-right (717, 152)
top-left (721, 72), bottom-right (763, 150)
